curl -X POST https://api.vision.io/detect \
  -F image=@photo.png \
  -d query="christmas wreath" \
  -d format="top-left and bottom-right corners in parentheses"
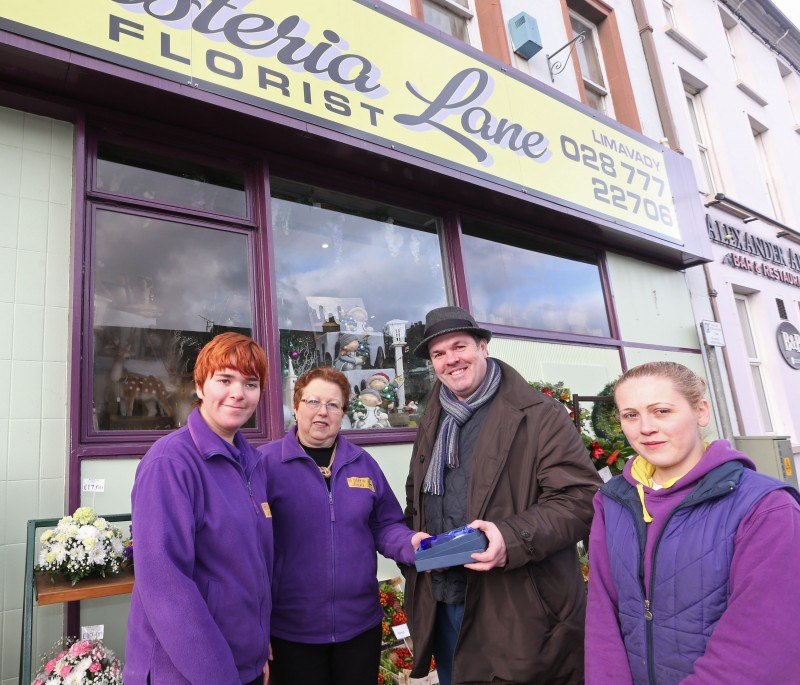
top-left (529, 380), bottom-right (634, 477)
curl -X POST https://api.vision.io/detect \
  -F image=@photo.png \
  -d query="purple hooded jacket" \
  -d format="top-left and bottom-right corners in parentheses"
top-left (124, 408), bottom-right (273, 685)
top-left (259, 427), bottom-right (415, 643)
top-left (586, 440), bottom-right (800, 684)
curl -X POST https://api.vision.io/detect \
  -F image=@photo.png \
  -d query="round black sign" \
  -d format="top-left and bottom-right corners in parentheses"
top-left (777, 321), bottom-right (800, 370)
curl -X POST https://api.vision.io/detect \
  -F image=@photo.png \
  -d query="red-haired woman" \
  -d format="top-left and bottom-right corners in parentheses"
top-left (260, 367), bottom-right (428, 685)
top-left (125, 333), bottom-right (273, 685)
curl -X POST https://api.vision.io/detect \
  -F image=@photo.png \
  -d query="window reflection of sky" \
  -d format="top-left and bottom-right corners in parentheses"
top-left (94, 211), bottom-right (252, 332)
top-left (272, 199), bottom-right (447, 332)
top-left (462, 234), bottom-right (610, 337)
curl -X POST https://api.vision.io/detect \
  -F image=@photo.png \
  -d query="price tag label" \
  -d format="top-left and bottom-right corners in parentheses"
top-left (597, 466), bottom-right (613, 483)
top-left (392, 623), bottom-right (410, 640)
top-left (82, 478), bottom-right (105, 493)
top-left (81, 624), bottom-right (104, 640)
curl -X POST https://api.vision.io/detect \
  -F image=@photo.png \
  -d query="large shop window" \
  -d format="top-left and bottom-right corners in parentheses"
top-left (460, 218), bottom-right (611, 337)
top-left (271, 179), bottom-right (447, 431)
top-left (87, 140), bottom-right (255, 437)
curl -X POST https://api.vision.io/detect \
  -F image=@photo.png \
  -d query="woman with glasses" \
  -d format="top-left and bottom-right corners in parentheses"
top-left (259, 367), bottom-right (428, 685)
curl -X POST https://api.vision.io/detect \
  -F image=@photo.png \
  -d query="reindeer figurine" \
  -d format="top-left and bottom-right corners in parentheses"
top-left (165, 364), bottom-right (197, 428)
top-left (109, 342), bottom-right (172, 418)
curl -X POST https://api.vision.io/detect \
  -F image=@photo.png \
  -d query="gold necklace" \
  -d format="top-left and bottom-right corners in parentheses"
top-left (319, 443), bottom-right (337, 478)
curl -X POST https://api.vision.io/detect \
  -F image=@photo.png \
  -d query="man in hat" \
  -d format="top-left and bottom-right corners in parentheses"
top-left (403, 306), bottom-right (601, 685)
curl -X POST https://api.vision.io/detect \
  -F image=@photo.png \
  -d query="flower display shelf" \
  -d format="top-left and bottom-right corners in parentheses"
top-left (35, 567), bottom-right (135, 606)
top-left (20, 513), bottom-right (132, 685)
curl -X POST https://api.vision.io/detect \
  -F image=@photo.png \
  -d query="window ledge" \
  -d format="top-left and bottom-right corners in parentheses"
top-left (735, 80), bottom-right (768, 107)
top-left (664, 26), bottom-right (708, 60)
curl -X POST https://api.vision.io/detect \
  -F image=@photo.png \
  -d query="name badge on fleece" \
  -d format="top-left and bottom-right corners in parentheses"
top-left (261, 502), bottom-right (272, 518)
top-left (347, 477), bottom-right (375, 492)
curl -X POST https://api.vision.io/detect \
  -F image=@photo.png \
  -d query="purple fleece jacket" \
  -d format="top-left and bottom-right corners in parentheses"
top-left (586, 440), bottom-right (800, 684)
top-left (259, 427), bottom-right (416, 643)
top-left (124, 409), bottom-right (273, 685)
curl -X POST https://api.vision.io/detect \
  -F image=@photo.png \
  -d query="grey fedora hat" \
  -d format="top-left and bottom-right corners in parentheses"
top-left (414, 306), bottom-right (491, 359)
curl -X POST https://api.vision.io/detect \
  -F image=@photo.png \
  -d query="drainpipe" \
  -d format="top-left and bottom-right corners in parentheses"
top-left (630, 0), bottom-right (683, 153)
top-left (702, 263), bottom-right (745, 439)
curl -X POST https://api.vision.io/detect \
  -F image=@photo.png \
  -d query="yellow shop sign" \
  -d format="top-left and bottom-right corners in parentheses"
top-left (1, 0), bottom-right (685, 242)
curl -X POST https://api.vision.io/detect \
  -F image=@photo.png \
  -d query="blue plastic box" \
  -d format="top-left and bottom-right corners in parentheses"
top-left (414, 526), bottom-right (488, 572)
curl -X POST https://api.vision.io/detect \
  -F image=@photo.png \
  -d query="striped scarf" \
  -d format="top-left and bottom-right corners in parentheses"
top-left (422, 358), bottom-right (502, 496)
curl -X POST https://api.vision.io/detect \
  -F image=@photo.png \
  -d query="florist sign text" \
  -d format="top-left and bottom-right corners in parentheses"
top-left (1, 0), bottom-right (685, 242)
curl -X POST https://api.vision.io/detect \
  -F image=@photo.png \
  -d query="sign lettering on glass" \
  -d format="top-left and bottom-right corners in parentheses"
top-left (0, 0), bottom-right (689, 242)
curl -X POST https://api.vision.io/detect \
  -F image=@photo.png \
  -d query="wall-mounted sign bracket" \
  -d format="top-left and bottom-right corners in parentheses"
top-left (547, 31), bottom-right (586, 82)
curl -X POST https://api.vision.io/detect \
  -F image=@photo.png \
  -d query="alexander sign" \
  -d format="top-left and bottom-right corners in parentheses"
top-left (707, 214), bottom-right (800, 288)
top-left (0, 0), bottom-right (690, 242)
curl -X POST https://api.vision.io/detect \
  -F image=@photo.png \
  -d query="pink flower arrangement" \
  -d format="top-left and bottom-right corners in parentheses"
top-left (33, 637), bottom-right (123, 685)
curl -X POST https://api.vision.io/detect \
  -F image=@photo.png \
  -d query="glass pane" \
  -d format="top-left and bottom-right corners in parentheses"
top-left (96, 141), bottom-right (247, 217)
top-left (584, 87), bottom-right (607, 114)
top-left (422, 0), bottom-right (469, 42)
top-left (752, 132), bottom-right (778, 217)
top-left (735, 297), bottom-right (758, 359)
top-left (663, 1), bottom-right (676, 27)
top-left (750, 365), bottom-right (774, 432)
top-left (685, 95), bottom-right (716, 192)
top-left (686, 95), bottom-right (704, 142)
top-left (92, 209), bottom-right (253, 432)
top-left (698, 148), bottom-right (716, 194)
top-left (461, 220), bottom-right (611, 337)
top-left (271, 180), bottom-right (447, 431)
top-left (571, 17), bottom-right (605, 87)
top-left (488, 337), bottom-right (622, 396)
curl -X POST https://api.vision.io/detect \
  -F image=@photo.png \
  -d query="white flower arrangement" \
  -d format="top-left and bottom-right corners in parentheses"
top-left (36, 507), bottom-right (130, 586)
top-left (33, 637), bottom-right (123, 685)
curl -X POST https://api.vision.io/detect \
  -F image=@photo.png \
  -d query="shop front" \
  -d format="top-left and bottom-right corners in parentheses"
top-left (0, 0), bottom-right (712, 665)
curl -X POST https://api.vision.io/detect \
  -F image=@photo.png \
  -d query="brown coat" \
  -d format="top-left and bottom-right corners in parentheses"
top-left (404, 361), bottom-right (602, 684)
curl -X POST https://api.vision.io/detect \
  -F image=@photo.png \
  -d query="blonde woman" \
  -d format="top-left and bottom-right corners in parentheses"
top-left (586, 362), bottom-right (800, 684)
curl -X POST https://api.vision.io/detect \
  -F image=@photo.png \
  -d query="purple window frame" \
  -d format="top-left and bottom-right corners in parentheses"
top-left (74, 127), bottom-right (277, 461)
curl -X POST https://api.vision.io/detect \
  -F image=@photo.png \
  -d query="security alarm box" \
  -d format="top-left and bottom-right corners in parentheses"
top-left (508, 12), bottom-right (543, 60)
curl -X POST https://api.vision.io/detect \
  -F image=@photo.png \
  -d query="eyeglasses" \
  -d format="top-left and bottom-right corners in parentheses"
top-left (300, 398), bottom-right (344, 414)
